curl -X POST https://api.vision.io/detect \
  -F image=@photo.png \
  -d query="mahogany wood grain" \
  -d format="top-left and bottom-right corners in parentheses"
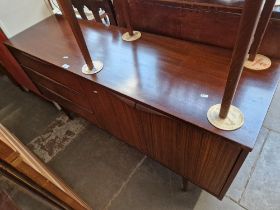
top-left (9, 48), bottom-right (84, 93)
top-left (23, 67), bottom-right (92, 112)
top-left (37, 83), bottom-right (98, 125)
top-left (5, 14), bottom-right (280, 199)
top-left (5, 15), bottom-right (280, 151)
top-left (177, 122), bottom-right (242, 197)
top-left (219, 0), bottom-right (265, 118)
top-left (249, 0), bottom-right (277, 61)
top-left (218, 149), bottom-right (248, 199)
top-left (57, 0), bottom-right (94, 70)
top-left (113, 0), bottom-right (280, 58)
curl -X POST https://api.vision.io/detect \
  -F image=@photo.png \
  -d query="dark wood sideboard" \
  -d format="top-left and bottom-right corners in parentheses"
top-left (5, 15), bottom-right (280, 199)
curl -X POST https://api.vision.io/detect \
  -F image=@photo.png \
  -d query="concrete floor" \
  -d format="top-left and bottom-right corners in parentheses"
top-left (0, 72), bottom-right (280, 210)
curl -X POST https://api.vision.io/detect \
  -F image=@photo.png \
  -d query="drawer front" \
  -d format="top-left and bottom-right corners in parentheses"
top-left (37, 84), bottom-right (97, 124)
top-left (11, 48), bottom-right (83, 93)
top-left (24, 67), bottom-right (92, 112)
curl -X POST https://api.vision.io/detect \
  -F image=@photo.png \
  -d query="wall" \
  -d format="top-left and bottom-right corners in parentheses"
top-left (0, 0), bottom-right (52, 38)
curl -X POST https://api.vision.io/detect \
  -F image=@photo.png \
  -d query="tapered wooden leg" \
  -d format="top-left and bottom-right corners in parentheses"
top-left (182, 177), bottom-right (189, 192)
top-left (207, 0), bottom-right (265, 131)
top-left (121, 0), bottom-right (141, 42)
top-left (62, 108), bottom-right (74, 120)
top-left (248, 0), bottom-right (277, 62)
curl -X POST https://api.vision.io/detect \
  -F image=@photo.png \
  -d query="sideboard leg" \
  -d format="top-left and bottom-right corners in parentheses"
top-left (182, 177), bottom-right (189, 192)
top-left (62, 108), bottom-right (74, 120)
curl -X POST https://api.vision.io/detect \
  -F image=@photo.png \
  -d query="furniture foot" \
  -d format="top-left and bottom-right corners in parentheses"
top-left (182, 177), bottom-right (189, 192)
top-left (207, 104), bottom-right (244, 131)
top-left (244, 54), bottom-right (271, 71)
top-left (62, 108), bottom-right (74, 120)
top-left (122, 31), bottom-right (141, 42)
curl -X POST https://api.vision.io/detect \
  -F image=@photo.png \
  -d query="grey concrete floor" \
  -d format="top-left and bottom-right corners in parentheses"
top-left (0, 72), bottom-right (280, 210)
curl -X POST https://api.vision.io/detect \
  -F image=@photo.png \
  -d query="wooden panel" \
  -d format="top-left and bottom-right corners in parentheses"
top-left (82, 80), bottom-right (123, 139)
top-left (9, 48), bottom-right (83, 93)
top-left (82, 80), bottom-right (147, 152)
top-left (178, 123), bottom-right (241, 196)
top-left (23, 67), bottom-right (92, 112)
top-left (5, 15), bottom-right (280, 150)
top-left (137, 103), bottom-right (242, 196)
top-left (124, 0), bottom-right (240, 49)
top-left (37, 84), bottom-right (98, 125)
top-left (0, 124), bottom-right (91, 210)
top-left (114, 0), bottom-right (280, 56)
top-left (109, 93), bottom-right (147, 153)
top-left (136, 104), bottom-right (177, 169)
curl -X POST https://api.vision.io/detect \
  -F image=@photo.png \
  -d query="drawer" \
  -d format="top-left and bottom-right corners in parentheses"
top-left (10, 48), bottom-right (83, 93)
top-left (24, 67), bottom-right (92, 112)
top-left (37, 84), bottom-right (98, 124)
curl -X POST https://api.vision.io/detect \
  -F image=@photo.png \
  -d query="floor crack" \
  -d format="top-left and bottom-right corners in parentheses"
top-left (103, 155), bottom-right (147, 210)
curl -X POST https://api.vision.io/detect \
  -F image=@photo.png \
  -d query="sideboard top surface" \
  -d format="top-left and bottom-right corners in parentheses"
top-left (5, 15), bottom-right (280, 150)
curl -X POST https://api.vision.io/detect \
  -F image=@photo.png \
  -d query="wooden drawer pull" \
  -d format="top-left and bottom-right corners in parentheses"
top-left (112, 93), bottom-right (135, 108)
top-left (136, 104), bottom-right (170, 118)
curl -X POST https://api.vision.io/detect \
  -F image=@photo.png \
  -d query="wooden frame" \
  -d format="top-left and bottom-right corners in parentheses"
top-left (0, 124), bottom-right (91, 210)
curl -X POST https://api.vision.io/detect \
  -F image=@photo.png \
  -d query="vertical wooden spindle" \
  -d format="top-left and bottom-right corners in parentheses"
top-left (248, 0), bottom-right (276, 61)
top-left (219, 0), bottom-right (265, 119)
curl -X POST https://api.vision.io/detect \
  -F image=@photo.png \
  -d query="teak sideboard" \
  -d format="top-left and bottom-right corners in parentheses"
top-left (5, 15), bottom-right (280, 200)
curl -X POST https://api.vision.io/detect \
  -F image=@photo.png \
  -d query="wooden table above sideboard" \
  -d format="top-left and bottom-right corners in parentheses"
top-left (4, 15), bottom-right (280, 199)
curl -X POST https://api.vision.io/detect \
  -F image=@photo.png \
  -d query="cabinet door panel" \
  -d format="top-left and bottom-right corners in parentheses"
top-left (82, 80), bottom-right (146, 152)
top-left (178, 123), bottom-right (242, 195)
top-left (137, 104), bottom-right (178, 170)
top-left (109, 94), bottom-right (147, 153)
top-left (88, 85), bottom-right (123, 140)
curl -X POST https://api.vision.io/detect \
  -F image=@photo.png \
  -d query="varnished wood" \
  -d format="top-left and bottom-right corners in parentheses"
top-left (249, 0), bottom-right (277, 61)
top-left (0, 124), bottom-right (91, 210)
top-left (57, 0), bottom-right (94, 70)
top-left (23, 66), bottom-right (92, 112)
top-left (219, 0), bottom-right (265, 118)
top-left (218, 149), bottom-right (248, 199)
top-left (6, 15), bottom-right (280, 150)
top-left (10, 48), bottom-right (84, 93)
top-left (5, 14), bottom-right (280, 199)
top-left (113, 0), bottom-right (280, 58)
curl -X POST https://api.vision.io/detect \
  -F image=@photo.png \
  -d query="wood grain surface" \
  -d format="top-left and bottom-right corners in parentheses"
top-left (5, 15), bottom-right (280, 151)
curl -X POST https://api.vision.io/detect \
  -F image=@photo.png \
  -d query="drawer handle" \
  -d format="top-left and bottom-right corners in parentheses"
top-left (112, 93), bottom-right (135, 108)
top-left (136, 104), bottom-right (170, 118)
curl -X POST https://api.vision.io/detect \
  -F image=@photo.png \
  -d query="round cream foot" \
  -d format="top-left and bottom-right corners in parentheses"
top-left (122, 31), bottom-right (141, 42)
top-left (207, 104), bottom-right (244, 131)
top-left (244, 54), bottom-right (271, 71)
top-left (82, 61), bottom-right (103, 75)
